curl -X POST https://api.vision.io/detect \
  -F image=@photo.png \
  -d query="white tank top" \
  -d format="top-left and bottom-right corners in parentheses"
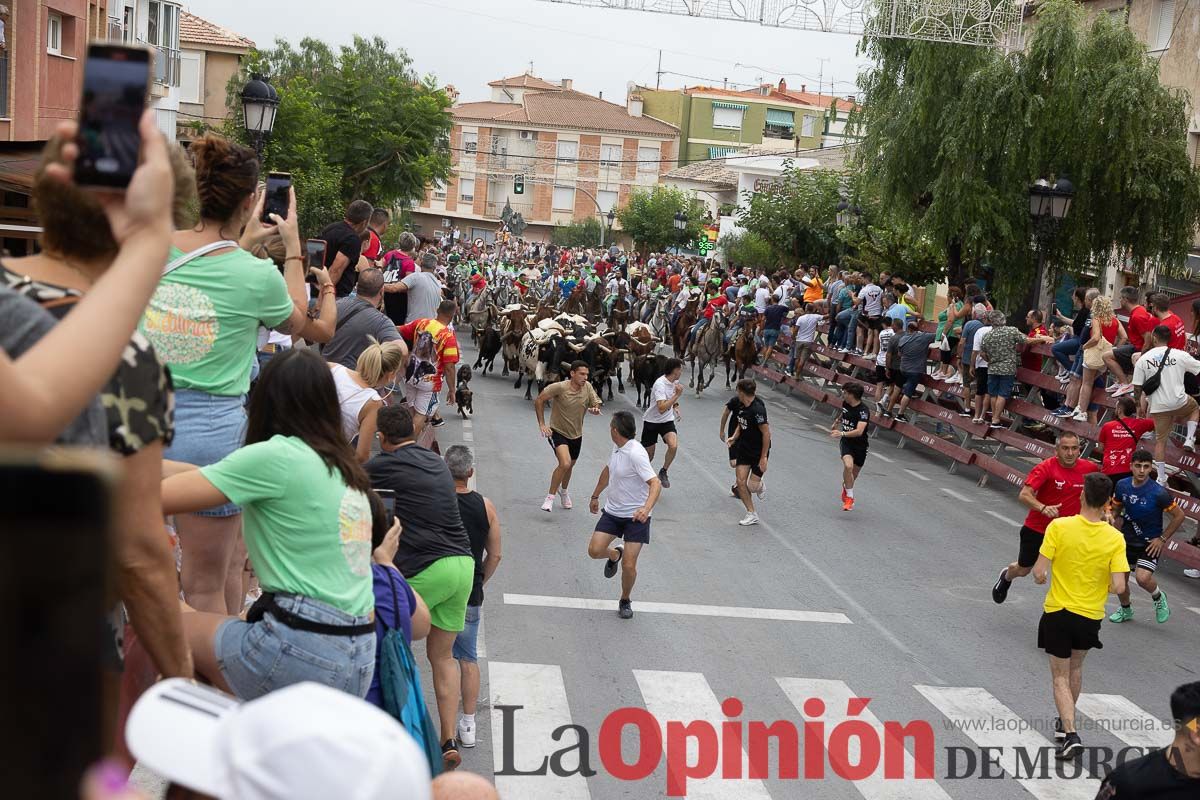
top-left (329, 364), bottom-right (380, 442)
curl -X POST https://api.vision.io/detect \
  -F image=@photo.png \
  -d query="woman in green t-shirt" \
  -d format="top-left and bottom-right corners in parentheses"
top-left (933, 286), bottom-right (967, 381)
top-left (162, 349), bottom-right (377, 700)
top-left (143, 133), bottom-right (336, 618)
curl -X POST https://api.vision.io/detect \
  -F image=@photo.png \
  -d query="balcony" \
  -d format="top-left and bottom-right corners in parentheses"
top-left (485, 200), bottom-right (534, 220)
top-left (139, 41), bottom-right (182, 88)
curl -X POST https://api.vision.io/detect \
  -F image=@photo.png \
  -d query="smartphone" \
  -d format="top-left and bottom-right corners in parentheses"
top-left (262, 172), bottom-right (292, 223)
top-left (0, 449), bottom-right (118, 798)
top-left (75, 44), bottom-right (151, 189)
top-left (375, 488), bottom-right (397, 528)
top-left (306, 238), bottom-right (327, 269)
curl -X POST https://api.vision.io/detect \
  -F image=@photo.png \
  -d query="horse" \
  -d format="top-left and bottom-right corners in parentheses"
top-left (725, 316), bottom-right (761, 387)
top-left (607, 295), bottom-right (631, 334)
top-left (466, 288), bottom-right (495, 344)
top-left (671, 297), bottom-right (700, 359)
top-left (689, 312), bottom-right (727, 395)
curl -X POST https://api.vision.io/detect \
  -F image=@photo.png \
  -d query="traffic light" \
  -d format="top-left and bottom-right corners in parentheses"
top-left (514, 174), bottom-right (525, 195)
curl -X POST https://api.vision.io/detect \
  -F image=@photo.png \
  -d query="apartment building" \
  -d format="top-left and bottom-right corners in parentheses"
top-left (176, 10), bottom-right (253, 145)
top-left (413, 74), bottom-right (679, 244)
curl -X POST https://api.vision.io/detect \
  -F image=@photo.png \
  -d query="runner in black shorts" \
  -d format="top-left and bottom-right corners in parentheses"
top-left (549, 431), bottom-right (582, 461)
top-left (830, 382), bottom-right (870, 511)
top-left (720, 394), bottom-right (743, 473)
top-left (534, 361), bottom-right (602, 513)
top-left (725, 379), bottom-right (770, 527)
top-left (640, 358), bottom-right (685, 489)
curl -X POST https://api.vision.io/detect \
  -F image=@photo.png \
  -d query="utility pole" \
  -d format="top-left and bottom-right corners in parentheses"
top-left (816, 57), bottom-right (830, 98)
top-left (656, 49), bottom-right (663, 89)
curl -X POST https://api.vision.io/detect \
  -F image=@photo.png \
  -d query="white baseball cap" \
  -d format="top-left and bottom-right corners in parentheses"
top-left (127, 679), bottom-right (432, 800)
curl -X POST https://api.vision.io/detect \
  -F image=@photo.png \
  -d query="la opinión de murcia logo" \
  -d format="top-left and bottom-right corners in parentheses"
top-left (495, 697), bottom-right (1182, 796)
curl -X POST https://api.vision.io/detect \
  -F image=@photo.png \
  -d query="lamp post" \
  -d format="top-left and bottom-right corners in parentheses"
top-left (673, 211), bottom-right (687, 254)
top-left (835, 199), bottom-right (861, 228)
top-left (241, 74), bottom-right (279, 161)
top-left (600, 208), bottom-right (615, 248)
top-left (1028, 175), bottom-right (1075, 317)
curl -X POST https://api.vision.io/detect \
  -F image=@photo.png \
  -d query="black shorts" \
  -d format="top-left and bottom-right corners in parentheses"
top-left (640, 420), bottom-right (677, 447)
top-left (1125, 542), bottom-right (1158, 574)
top-left (866, 315), bottom-right (884, 331)
top-left (1187, 372), bottom-right (1200, 398)
top-left (1037, 610), bottom-right (1103, 658)
top-left (840, 439), bottom-right (868, 467)
top-left (549, 431), bottom-right (582, 461)
top-left (1018, 525), bottom-right (1044, 569)
top-left (875, 365), bottom-right (888, 384)
top-left (595, 509), bottom-right (651, 544)
top-left (975, 366), bottom-right (990, 396)
top-left (939, 337), bottom-right (959, 364)
top-left (735, 446), bottom-right (767, 477)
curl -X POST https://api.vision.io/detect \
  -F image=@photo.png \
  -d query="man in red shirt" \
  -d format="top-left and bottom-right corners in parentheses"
top-left (362, 208), bottom-right (390, 264)
top-left (993, 430), bottom-right (1098, 603)
top-left (1096, 397), bottom-right (1155, 483)
top-left (398, 300), bottom-right (460, 437)
top-left (1022, 309), bottom-right (1054, 373)
top-left (1151, 292), bottom-right (1188, 349)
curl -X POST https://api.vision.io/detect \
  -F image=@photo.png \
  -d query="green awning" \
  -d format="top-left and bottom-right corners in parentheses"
top-left (711, 101), bottom-right (747, 111)
top-left (709, 146), bottom-right (738, 159)
top-left (765, 109), bottom-right (795, 126)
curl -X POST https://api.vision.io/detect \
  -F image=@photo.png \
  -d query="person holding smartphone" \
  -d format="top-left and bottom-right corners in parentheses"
top-left (140, 133), bottom-right (332, 616)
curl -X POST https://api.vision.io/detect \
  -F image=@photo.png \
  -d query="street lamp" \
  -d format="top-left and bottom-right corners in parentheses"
top-left (1028, 175), bottom-right (1075, 316)
top-left (241, 74), bottom-right (279, 161)
top-left (835, 199), bottom-right (861, 227)
top-left (673, 211), bottom-right (687, 254)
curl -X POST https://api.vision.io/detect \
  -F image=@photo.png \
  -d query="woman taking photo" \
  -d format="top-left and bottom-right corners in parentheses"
top-left (141, 133), bottom-right (334, 615)
top-left (1069, 295), bottom-right (1131, 422)
top-left (332, 337), bottom-right (407, 462)
top-left (162, 348), bottom-right (377, 700)
top-left (934, 286), bottom-right (966, 382)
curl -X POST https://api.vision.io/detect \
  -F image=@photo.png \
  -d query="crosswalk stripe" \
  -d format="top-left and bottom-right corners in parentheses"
top-left (1075, 694), bottom-right (1172, 749)
top-left (633, 670), bottom-right (773, 799)
top-left (503, 593), bottom-right (852, 624)
top-left (903, 469), bottom-right (931, 482)
top-left (489, 662), bottom-right (591, 799)
top-left (1188, 606), bottom-right (1200, 617)
top-left (915, 685), bottom-right (1098, 799)
top-left (983, 509), bottom-right (1021, 527)
top-left (777, 678), bottom-right (952, 799)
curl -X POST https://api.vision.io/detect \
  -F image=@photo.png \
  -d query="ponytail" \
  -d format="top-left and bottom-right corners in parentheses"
top-left (355, 337), bottom-right (407, 386)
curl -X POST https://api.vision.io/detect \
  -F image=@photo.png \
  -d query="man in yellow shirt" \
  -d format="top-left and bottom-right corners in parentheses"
top-left (1033, 472), bottom-right (1129, 760)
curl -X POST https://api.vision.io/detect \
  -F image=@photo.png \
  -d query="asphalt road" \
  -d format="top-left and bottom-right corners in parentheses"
top-left (436, 341), bottom-right (1200, 800)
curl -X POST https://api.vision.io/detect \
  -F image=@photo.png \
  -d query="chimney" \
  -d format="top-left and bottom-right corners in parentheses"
top-left (561, 78), bottom-right (573, 90)
top-left (628, 95), bottom-right (644, 118)
top-left (801, 84), bottom-right (806, 94)
top-left (599, 90), bottom-right (603, 100)
top-left (779, 78), bottom-right (787, 92)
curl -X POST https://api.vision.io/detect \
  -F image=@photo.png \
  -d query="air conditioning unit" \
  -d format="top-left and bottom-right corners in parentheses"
top-left (519, 131), bottom-right (535, 141)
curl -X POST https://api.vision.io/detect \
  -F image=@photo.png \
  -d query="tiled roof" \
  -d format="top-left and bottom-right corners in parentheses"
top-left (453, 90), bottom-right (679, 137)
top-left (684, 85), bottom-right (857, 113)
top-left (662, 158), bottom-right (737, 188)
top-left (488, 74), bottom-right (562, 90)
top-left (179, 11), bottom-right (254, 50)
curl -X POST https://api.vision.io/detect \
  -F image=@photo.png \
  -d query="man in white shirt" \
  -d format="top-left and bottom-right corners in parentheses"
top-left (587, 411), bottom-right (662, 619)
top-left (787, 302), bottom-right (825, 376)
top-left (754, 278), bottom-right (772, 315)
top-left (1133, 324), bottom-right (1200, 480)
top-left (970, 318), bottom-right (995, 424)
top-left (640, 358), bottom-right (684, 488)
top-left (858, 276), bottom-right (885, 358)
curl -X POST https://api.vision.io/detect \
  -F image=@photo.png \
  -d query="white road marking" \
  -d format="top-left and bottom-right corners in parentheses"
top-left (463, 431), bottom-right (475, 442)
top-left (915, 685), bottom-right (1098, 799)
top-left (903, 469), bottom-right (931, 482)
top-left (871, 452), bottom-right (895, 463)
top-left (503, 594), bottom-right (852, 624)
top-left (814, 423), bottom-right (832, 432)
top-left (463, 418), bottom-right (473, 429)
top-left (489, 662), bottom-right (592, 799)
top-left (983, 509), bottom-right (1021, 527)
top-left (1075, 694), bottom-right (1172, 749)
top-left (634, 670), bottom-right (773, 799)
top-left (777, 678), bottom-right (952, 799)
top-left (939, 487), bottom-right (973, 503)
top-left (1189, 606), bottom-right (1200, 617)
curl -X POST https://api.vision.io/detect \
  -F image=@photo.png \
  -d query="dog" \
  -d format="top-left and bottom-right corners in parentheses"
top-left (454, 364), bottom-right (474, 419)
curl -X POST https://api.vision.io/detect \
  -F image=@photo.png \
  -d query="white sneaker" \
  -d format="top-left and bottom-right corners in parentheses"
top-left (1184, 569), bottom-right (1200, 579)
top-left (1069, 409), bottom-right (1089, 422)
top-left (738, 513), bottom-right (760, 526)
top-left (559, 489), bottom-right (573, 509)
top-left (541, 494), bottom-right (554, 512)
top-left (457, 717), bottom-right (477, 748)
top-left (1184, 437), bottom-right (1196, 453)
top-left (1112, 383), bottom-right (1136, 398)
top-left (946, 373), bottom-right (962, 384)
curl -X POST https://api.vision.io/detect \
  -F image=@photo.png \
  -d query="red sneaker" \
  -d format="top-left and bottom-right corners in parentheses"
top-left (842, 497), bottom-right (854, 512)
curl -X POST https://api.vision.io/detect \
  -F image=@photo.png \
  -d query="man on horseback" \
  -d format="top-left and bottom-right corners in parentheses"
top-left (685, 290), bottom-right (729, 354)
top-left (604, 273), bottom-right (631, 316)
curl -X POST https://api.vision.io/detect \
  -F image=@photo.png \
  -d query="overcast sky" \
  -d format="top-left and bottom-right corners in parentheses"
top-left (183, 0), bottom-right (867, 104)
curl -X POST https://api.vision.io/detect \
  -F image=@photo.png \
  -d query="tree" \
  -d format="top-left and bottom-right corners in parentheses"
top-left (552, 218), bottom-right (604, 248)
top-left (717, 231), bottom-right (778, 272)
top-left (853, 0), bottom-right (1200, 305)
top-left (738, 164), bottom-right (843, 266)
top-left (226, 36), bottom-right (453, 236)
top-left (615, 186), bottom-right (705, 252)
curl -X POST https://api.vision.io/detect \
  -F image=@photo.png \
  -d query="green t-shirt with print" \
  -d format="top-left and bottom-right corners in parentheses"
top-left (140, 246), bottom-right (293, 396)
top-left (201, 435), bottom-right (374, 616)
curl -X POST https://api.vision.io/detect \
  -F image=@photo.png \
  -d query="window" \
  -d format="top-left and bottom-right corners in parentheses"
top-left (147, 2), bottom-right (180, 49)
top-left (711, 102), bottom-right (746, 130)
top-left (47, 13), bottom-right (63, 55)
top-left (600, 144), bottom-right (622, 167)
top-left (597, 190), bottom-right (619, 213)
top-left (463, 132), bottom-right (478, 154)
top-left (556, 140), bottom-right (578, 162)
top-left (637, 146), bottom-right (659, 173)
top-left (765, 109), bottom-right (795, 138)
top-left (553, 185), bottom-right (575, 211)
top-left (1151, 0), bottom-right (1176, 51)
top-left (801, 115), bottom-right (817, 138)
top-left (178, 52), bottom-right (203, 104)
top-left (458, 178), bottom-right (475, 202)
top-left (432, 181), bottom-right (447, 201)
top-left (147, 2), bottom-right (159, 45)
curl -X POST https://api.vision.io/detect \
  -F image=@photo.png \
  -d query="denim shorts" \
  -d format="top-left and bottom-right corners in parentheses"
top-left (452, 605), bottom-right (482, 662)
top-left (165, 389), bottom-right (247, 517)
top-left (216, 593), bottom-right (376, 701)
top-left (762, 329), bottom-right (781, 349)
top-left (988, 373), bottom-right (1016, 399)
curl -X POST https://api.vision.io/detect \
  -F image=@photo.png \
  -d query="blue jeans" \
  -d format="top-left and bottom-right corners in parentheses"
top-left (216, 593), bottom-right (376, 700)
top-left (453, 605), bottom-right (482, 662)
top-left (835, 307), bottom-right (859, 348)
top-left (165, 390), bottom-right (247, 517)
top-left (1052, 337), bottom-right (1080, 371)
top-left (763, 329), bottom-right (781, 350)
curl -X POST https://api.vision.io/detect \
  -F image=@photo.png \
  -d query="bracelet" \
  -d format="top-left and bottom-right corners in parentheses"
top-left (591, 496), bottom-right (600, 500)
top-left (320, 285), bottom-right (336, 294)
top-left (285, 256), bottom-right (304, 264)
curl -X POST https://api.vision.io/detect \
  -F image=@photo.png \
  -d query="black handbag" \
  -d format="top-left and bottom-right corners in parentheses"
top-left (1142, 347), bottom-right (1170, 396)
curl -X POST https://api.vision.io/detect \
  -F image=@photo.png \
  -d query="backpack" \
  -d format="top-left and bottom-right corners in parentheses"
top-left (378, 569), bottom-right (443, 777)
top-left (405, 323), bottom-right (439, 387)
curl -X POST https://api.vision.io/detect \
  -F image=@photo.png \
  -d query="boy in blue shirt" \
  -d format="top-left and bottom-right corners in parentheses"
top-left (1109, 449), bottom-right (1185, 624)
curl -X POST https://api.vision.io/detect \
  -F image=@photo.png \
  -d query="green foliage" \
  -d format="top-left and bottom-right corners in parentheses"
top-left (225, 36), bottom-right (452, 237)
top-left (717, 202), bottom-right (738, 217)
top-left (853, 0), bottom-right (1200, 306)
top-left (738, 164), bottom-right (843, 265)
top-left (552, 217), bottom-right (605, 248)
top-left (615, 186), bottom-right (705, 252)
top-left (717, 231), bottom-right (777, 271)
